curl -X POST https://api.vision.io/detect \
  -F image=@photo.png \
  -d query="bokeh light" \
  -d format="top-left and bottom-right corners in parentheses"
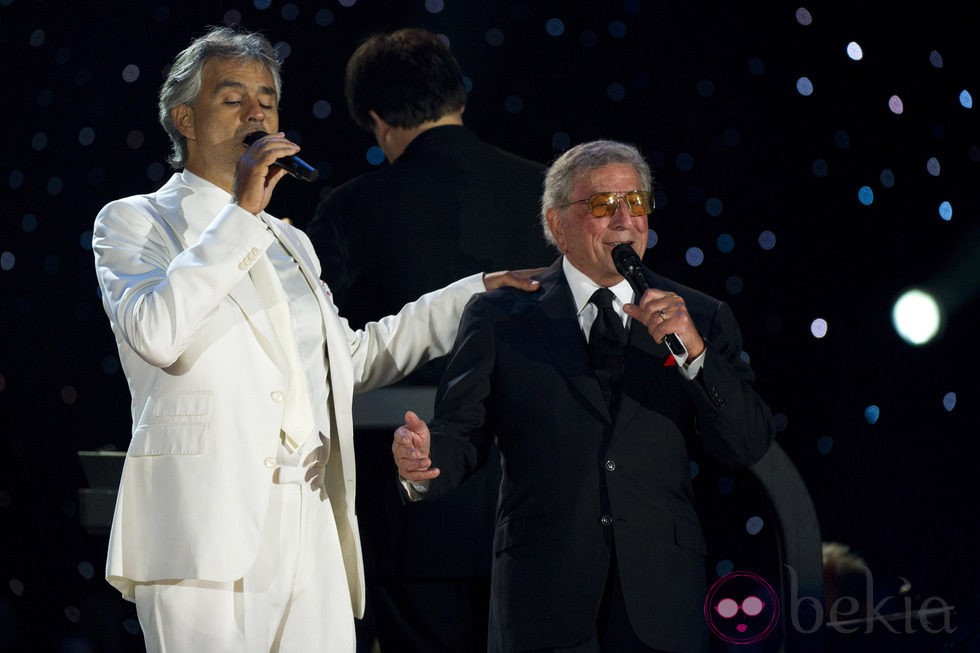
top-left (888, 94), bottom-right (904, 114)
top-left (796, 76), bottom-right (814, 96)
top-left (809, 318), bottom-right (828, 338)
top-left (864, 405), bottom-right (880, 424)
top-left (892, 288), bottom-right (942, 345)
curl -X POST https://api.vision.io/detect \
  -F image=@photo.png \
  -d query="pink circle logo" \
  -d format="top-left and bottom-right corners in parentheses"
top-left (704, 571), bottom-right (780, 645)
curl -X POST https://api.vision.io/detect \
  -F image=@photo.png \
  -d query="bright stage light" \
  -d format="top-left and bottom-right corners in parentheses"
top-left (892, 288), bottom-right (942, 345)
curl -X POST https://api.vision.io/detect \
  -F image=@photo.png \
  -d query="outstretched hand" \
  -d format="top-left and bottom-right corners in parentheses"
top-left (392, 410), bottom-right (440, 482)
top-left (483, 267), bottom-right (547, 292)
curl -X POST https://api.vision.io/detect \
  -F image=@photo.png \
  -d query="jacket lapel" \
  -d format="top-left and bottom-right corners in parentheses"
top-left (261, 215), bottom-right (320, 283)
top-left (153, 173), bottom-right (291, 374)
top-left (612, 319), bottom-right (666, 430)
top-left (155, 172), bottom-right (211, 247)
top-left (259, 214), bottom-right (352, 399)
top-left (613, 266), bottom-right (672, 434)
top-left (529, 260), bottom-right (612, 424)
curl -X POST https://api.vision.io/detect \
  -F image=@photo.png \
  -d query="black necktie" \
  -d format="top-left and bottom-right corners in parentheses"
top-left (588, 288), bottom-right (628, 411)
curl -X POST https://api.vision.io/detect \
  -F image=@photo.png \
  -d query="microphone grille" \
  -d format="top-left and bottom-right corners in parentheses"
top-left (612, 243), bottom-right (640, 274)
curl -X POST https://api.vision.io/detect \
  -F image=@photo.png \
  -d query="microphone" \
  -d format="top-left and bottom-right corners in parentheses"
top-left (242, 131), bottom-right (319, 182)
top-left (611, 243), bottom-right (688, 358)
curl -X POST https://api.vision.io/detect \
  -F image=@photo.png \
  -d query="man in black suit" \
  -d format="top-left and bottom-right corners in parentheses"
top-left (306, 28), bottom-right (552, 652)
top-left (394, 140), bottom-right (776, 652)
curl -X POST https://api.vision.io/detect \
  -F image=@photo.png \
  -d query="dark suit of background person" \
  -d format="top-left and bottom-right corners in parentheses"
top-left (305, 28), bottom-right (553, 652)
top-left (394, 140), bottom-right (776, 652)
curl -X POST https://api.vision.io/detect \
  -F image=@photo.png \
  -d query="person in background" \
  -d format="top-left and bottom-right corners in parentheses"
top-left (92, 26), bottom-right (538, 652)
top-left (306, 27), bottom-right (552, 652)
top-left (394, 140), bottom-right (776, 652)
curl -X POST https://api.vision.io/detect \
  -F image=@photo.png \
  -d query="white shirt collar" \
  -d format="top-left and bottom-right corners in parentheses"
top-left (178, 168), bottom-right (277, 229)
top-left (180, 168), bottom-right (229, 197)
top-left (177, 169), bottom-right (234, 214)
top-left (561, 256), bottom-right (634, 317)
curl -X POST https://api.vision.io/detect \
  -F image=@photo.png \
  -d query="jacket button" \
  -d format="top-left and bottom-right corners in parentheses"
top-left (270, 391), bottom-right (285, 402)
top-left (263, 457), bottom-right (276, 468)
top-left (604, 460), bottom-right (616, 471)
top-left (600, 515), bottom-right (613, 526)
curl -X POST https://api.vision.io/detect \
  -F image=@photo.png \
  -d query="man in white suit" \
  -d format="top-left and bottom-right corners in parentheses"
top-left (92, 26), bottom-right (539, 652)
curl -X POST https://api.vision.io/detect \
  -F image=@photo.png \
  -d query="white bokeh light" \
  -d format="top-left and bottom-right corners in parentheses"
top-left (810, 318), bottom-right (828, 338)
top-left (892, 288), bottom-right (941, 345)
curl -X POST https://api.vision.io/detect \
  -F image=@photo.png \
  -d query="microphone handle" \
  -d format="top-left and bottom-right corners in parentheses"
top-left (242, 131), bottom-right (319, 182)
top-left (623, 271), bottom-right (688, 359)
top-left (272, 155), bottom-right (318, 182)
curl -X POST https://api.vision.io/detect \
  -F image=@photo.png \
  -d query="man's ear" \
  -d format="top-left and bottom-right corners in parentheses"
top-left (368, 110), bottom-right (389, 140)
top-left (545, 207), bottom-right (565, 251)
top-left (171, 105), bottom-right (195, 140)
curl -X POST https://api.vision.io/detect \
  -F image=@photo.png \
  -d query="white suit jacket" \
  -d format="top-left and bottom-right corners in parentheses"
top-left (92, 171), bottom-right (481, 614)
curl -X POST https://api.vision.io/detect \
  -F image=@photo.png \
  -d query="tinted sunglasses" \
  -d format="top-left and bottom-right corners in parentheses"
top-left (558, 190), bottom-right (654, 218)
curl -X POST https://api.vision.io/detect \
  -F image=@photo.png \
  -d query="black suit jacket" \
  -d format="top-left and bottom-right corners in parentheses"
top-left (307, 125), bottom-right (552, 579)
top-left (424, 258), bottom-right (776, 652)
top-left (308, 124), bottom-right (551, 335)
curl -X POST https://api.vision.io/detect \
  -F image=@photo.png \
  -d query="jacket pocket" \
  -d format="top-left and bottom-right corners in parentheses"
top-left (493, 513), bottom-right (546, 554)
top-left (129, 392), bottom-right (211, 456)
top-left (674, 517), bottom-right (708, 556)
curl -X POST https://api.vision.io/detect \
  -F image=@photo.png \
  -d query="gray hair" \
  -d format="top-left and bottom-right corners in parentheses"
top-left (540, 140), bottom-right (653, 248)
top-left (159, 26), bottom-right (282, 169)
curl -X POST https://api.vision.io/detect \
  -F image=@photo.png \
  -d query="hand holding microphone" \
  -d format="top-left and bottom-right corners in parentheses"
top-left (234, 131), bottom-right (318, 214)
top-left (612, 243), bottom-right (695, 360)
top-left (242, 131), bottom-right (319, 182)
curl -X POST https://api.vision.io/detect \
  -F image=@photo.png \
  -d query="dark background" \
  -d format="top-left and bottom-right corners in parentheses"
top-left (1, 1), bottom-right (977, 651)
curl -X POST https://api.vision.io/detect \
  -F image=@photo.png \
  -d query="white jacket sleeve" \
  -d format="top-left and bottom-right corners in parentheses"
top-left (93, 197), bottom-right (274, 368)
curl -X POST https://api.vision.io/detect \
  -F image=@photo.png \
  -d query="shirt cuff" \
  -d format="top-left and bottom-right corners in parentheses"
top-left (676, 348), bottom-right (706, 381)
top-left (399, 476), bottom-right (429, 502)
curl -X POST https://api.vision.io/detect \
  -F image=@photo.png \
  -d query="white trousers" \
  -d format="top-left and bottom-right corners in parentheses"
top-left (134, 471), bottom-right (355, 652)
